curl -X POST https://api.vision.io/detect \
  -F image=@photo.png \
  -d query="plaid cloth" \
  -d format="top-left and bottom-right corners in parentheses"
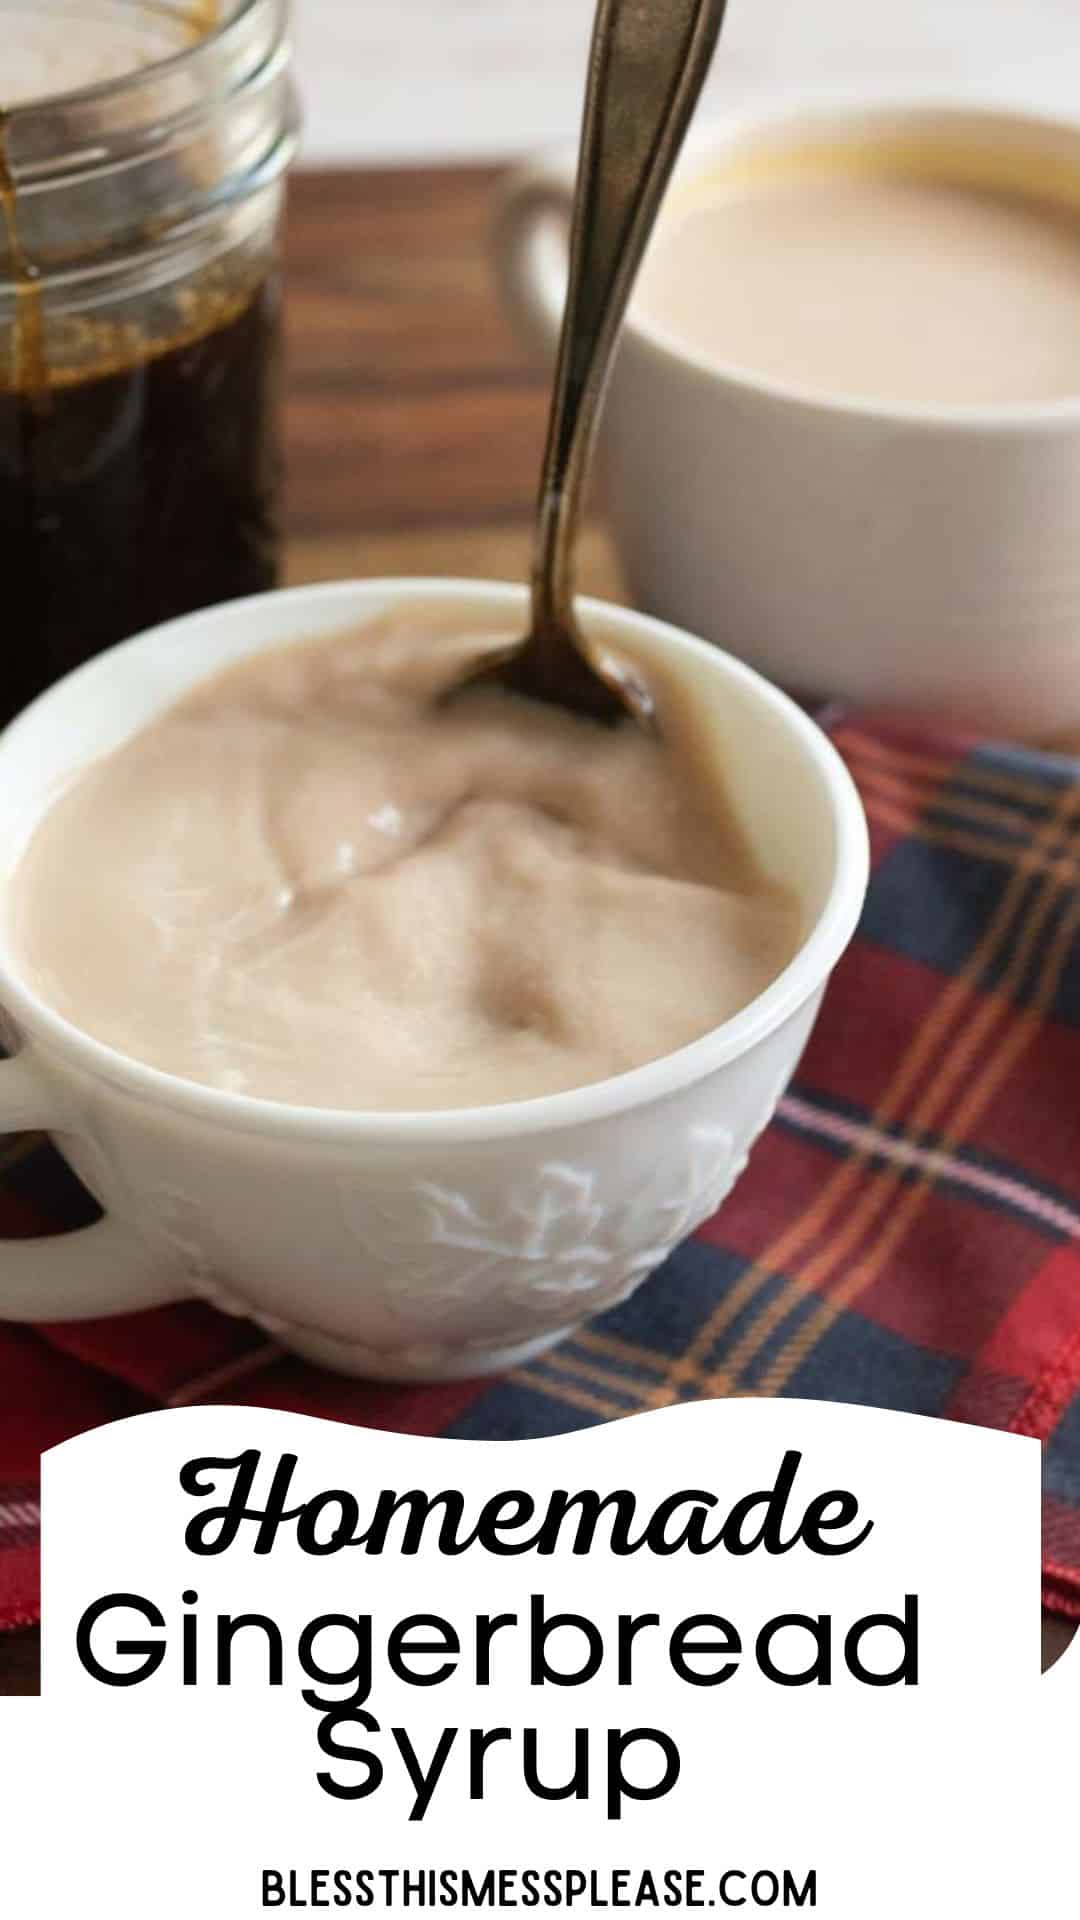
top-left (3, 713), bottom-right (1080, 1632)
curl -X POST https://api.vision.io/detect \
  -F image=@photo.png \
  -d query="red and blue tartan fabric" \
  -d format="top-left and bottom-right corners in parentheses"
top-left (3, 713), bottom-right (1080, 1630)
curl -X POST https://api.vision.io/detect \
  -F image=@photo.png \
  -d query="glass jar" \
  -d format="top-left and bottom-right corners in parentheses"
top-left (0, 0), bottom-right (298, 723)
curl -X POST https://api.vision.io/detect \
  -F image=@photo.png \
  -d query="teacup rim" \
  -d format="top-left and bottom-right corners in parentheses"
top-left (0, 578), bottom-right (870, 1144)
top-left (623, 95), bottom-right (1080, 432)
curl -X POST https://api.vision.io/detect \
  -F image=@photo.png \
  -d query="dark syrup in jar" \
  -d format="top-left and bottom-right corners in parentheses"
top-left (0, 270), bottom-right (283, 725)
top-left (0, 3), bottom-right (283, 726)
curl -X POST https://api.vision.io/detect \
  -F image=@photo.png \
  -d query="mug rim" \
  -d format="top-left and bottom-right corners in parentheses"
top-left (0, 578), bottom-right (869, 1145)
top-left (625, 97), bottom-right (1080, 432)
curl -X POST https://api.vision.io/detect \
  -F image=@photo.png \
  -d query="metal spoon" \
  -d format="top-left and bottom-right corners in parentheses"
top-left (461, 0), bottom-right (730, 725)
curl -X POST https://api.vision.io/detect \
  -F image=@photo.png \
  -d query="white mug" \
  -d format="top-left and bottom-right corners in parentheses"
top-left (0, 580), bottom-right (867, 1381)
top-left (497, 102), bottom-right (1080, 736)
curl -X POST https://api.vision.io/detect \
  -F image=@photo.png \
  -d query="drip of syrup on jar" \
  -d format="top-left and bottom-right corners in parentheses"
top-left (185, 1), bottom-right (219, 40)
top-left (0, 109), bottom-right (48, 409)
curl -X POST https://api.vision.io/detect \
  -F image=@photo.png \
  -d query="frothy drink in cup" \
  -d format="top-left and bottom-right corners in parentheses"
top-left (636, 167), bottom-right (1080, 407)
top-left (10, 616), bottom-right (801, 1111)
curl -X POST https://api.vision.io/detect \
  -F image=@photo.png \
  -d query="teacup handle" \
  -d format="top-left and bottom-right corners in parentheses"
top-left (0, 1055), bottom-right (190, 1322)
top-left (493, 154), bottom-right (575, 366)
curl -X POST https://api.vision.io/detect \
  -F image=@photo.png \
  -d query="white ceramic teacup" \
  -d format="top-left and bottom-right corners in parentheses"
top-left (498, 102), bottom-right (1080, 736)
top-left (0, 580), bottom-right (867, 1381)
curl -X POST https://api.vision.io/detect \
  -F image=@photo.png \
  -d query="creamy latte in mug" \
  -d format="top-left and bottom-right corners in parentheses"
top-left (498, 106), bottom-right (1080, 728)
top-left (636, 168), bottom-right (1080, 407)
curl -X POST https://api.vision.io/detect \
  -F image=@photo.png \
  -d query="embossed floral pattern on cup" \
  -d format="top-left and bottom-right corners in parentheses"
top-left (336, 1123), bottom-right (747, 1338)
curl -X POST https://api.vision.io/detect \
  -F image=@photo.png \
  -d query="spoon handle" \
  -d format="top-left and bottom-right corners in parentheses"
top-left (532, 0), bottom-right (729, 637)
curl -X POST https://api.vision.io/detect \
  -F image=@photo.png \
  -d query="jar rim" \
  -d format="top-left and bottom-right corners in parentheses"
top-left (1, 1), bottom-right (289, 164)
top-left (0, 1), bottom-right (296, 299)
